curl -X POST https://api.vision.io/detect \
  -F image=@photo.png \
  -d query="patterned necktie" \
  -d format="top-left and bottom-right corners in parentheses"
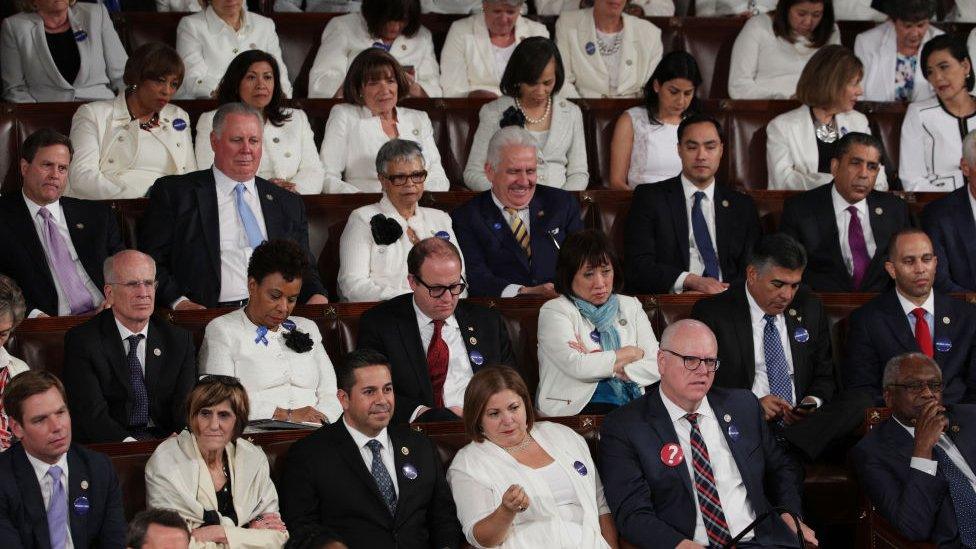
top-left (933, 445), bottom-right (976, 547)
top-left (846, 205), bottom-right (870, 290)
top-left (691, 191), bottom-right (720, 280)
top-left (685, 413), bottom-right (732, 548)
top-left (0, 367), bottom-right (10, 450)
top-left (912, 308), bottom-right (934, 358)
top-left (763, 314), bottom-right (795, 405)
top-left (126, 334), bottom-right (150, 434)
top-left (37, 207), bottom-right (95, 315)
top-left (504, 207), bottom-right (531, 260)
top-left (234, 184), bottom-right (265, 249)
top-left (366, 439), bottom-right (397, 515)
top-left (427, 320), bottom-right (449, 408)
top-left (47, 465), bottom-right (68, 549)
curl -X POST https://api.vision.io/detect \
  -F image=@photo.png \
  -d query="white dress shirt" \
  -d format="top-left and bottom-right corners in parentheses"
top-left (896, 288), bottom-right (935, 339)
top-left (660, 391), bottom-right (756, 545)
top-left (831, 186), bottom-right (878, 278)
top-left (673, 175), bottom-right (720, 293)
top-left (899, 95), bottom-right (976, 192)
top-left (344, 417), bottom-right (399, 496)
top-left (214, 167), bottom-right (268, 304)
top-left (491, 191), bottom-right (531, 298)
top-left (25, 451), bottom-right (74, 549)
top-left (412, 299), bottom-right (473, 421)
top-left (23, 194), bottom-right (104, 318)
top-left (898, 418), bottom-right (976, 491)
top-left (746, 286), bottom-right (797, 401)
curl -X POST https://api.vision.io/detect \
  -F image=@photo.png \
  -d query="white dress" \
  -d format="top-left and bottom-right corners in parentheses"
top-left (899, 96), bottom-right (976, 192)
top-left (625, 106), bottom-right (681, 187)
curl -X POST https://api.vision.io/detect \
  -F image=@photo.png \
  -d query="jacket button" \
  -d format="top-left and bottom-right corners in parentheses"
top-left (273, 137), bottom-right (280, 143)
top-left (284, 152), bottom-right (291, 158)
top-left (117, 135), bottom-right (124, 141)
top-left (626, 59), bottom-right (633, 66)
top-left (108, 159), bottom-right (114, 163)
top-left (176, 142), bottom-right (181, 147)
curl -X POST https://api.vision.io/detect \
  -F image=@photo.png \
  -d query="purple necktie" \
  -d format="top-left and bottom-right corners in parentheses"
top-left (847, 205), bottom-right (870, 290)
top-left (47, 465), bottom-right (68, 549)
top-left (38, 207), bottom-right (95, 315)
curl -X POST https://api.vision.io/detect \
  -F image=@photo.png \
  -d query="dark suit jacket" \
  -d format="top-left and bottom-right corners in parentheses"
top-left (62, 309), bottom-right (196, 443)
top-left (0, 443), bottom-right (126, 549)
top-left (450, 186), bottom-right (583, 297)
top-left (845, 290), bottom-right (976, 405)
top-left (623, 176), bottom-right (761, 294)
top-left (279, 418), bottom-right (462, 549)
top-left (779, 183), bottom-right (912, 292)
top-left (357, 293), bottom-right (517, 425)
top-left (0, 192), bottom-right (123, 316)
top-left (922, 187), bottom-right (976, 293)
top-left (138, 169), bottom-right (325, 307)
top-left (599, 385), bottom-right (804, 548)
top-left (851, 404), bottom-right (976, 547)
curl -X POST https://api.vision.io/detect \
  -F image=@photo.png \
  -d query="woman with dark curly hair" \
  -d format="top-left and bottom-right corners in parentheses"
top-left (199, 239), bottom-right (341, 423)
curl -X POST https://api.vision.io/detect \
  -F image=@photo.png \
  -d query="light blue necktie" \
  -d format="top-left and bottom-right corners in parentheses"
top-left (691, 191), bottom-right (720, 280)
top-left (763, 314), bottom-right (794, 405)
top-left (234, 183), bottom-right (265, 249)
top-left (47, 465), bottom-right (68, 549)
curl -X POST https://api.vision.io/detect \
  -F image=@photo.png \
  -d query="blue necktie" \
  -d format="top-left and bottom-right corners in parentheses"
top-left (763, 315), bottom-right (794, 405)
top-left (47, 465), bottom-right (68, 549)
top-left (933, 445), bottom-right (976, 547)
top-left (102, 0), bottom-right (121, 11)
top-left (366, 439), bottom-right (397, 515)
top-left (691, 191), bottom-right (720, 280)
top-left (126, 334), bottom-right (150, 435)
top-left (234, 183), bottom-right (265, 249)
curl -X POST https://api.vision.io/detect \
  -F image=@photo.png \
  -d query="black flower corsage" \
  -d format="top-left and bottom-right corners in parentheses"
top-left (500, 106), bottom-right (526, 128)
top-left (281, 319), bottom-right (314, 353)
top-left (370, 214), bottom-right (403, 245)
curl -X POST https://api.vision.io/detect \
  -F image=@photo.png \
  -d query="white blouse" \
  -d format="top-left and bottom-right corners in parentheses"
top-left (625, 106), bottom-right (681, 187)
top-left (899, 95), bottom-right (976, 192)
top-left (198, 309), bottom-right (343, 422)
top-left (318, 103), bottom-right (449, 193)
top-left (728, 13), bottom-right (841, 99)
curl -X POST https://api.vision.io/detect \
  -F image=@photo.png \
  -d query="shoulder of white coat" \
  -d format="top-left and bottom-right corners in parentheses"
top-left (163, 102), bottom-right (191, 119)
top-left (289, 315), bottom-right (321, 335)
top-left (743, 11), bottom-right (774, 34)
top-left (177, 9), bottom-right (207, 29)
top-left (534, 420), bottom-right (583, 445)
top-left (421, 205), bottom-right (453, 224)
top-left (349, 201), bottom-right (383, 221)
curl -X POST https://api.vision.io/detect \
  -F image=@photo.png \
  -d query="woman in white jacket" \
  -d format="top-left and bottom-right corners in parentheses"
top-left (0, 276), bottom-right (29, 453)
top-left (195, 50), bottom-right (325, 195)
top-left (728, 0), bottom-right (840, 99)
top-left (66, 42), bottom-right (196, 200)
top-left (537, 230), bottom-right (659, 417)
top-left (766, 45), bottom-right (888, 190)
top-left (536, 0), bottom-right (673, 16)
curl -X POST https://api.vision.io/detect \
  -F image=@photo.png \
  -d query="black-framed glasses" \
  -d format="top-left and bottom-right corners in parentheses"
top-left (888, 381), bottom-right (943, 394)
top-left (414, 275), bottom-right (467, 298)
top-left (661, 348), bottom-right (720, 372)
top-left (196, 374), bottom-right (244, 388)
top-left (381, 170), bottom-right (428, 186)
top-left (108, 279), bottom-right (157, 290)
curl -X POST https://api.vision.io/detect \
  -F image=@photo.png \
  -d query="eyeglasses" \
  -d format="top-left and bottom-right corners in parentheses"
top-left (413, 275), bottom-right (467, 298)
top-left (108, 279), bottom-right (157, 290)
top-left (661, 349), bottom-right (720, 372)
top-left (196, 374), bottom-right (244, 388)
top-left (381, 170), bottom-right (428, 186)
top-left (888, 381), bottom-right (943, 394)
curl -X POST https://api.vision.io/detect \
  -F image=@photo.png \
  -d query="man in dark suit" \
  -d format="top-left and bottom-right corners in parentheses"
top-left (780, 132), bottom-right (912, 292)
top-left (846, 228), bottom-right (976, 405)
top-left (138, 102), bottom-right (327, 309)
top-left (62, 250), bottom-right (196, 443)
top-left (600, 319), bottom-right (815, 548)
top-left (624, 113), bottom-right (761, 295)
top-left (358, 237), bottom-right (517, 424)
top-left (0, 128), bottom-right (123, 318)
top-left (280, 349), bottom-right (462, 549)
top-left (922, 131), bottom-right (976, 292)
top-left (0, 370), bottom-right (126, 548)
top-left (451, 125), bottom-right (583, 298)
top-left (852, 352), bottom-right (976, 547)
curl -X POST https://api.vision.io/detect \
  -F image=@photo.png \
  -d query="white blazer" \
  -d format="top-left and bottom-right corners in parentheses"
top-left (307, 12), bottom-right (442, 98)
top-left (952, 1), bottom-right (976, 22)
top-left (440, 14), bottom-right (549, 98)
top-left (969, 28), bottom-right (976, 65)
top-left (536, 0), bottom-right (674, 16)
top-left (463, 96), bottom-right (589, 191)
top-left (536, 295), bottom-right (659, 417)
top-left (195, 108), bottom-right (325, 195)
top-left (198, 308), bottom-right (343, 422)
top-left (729, 13), bottom-right (841, 99)
top-left (274, 0), bottom-right (360, 11)
top-left (855, 21), bottom-right (941, 102)
top-left (448, 421), bottom-right (611, 549)
top-left (0, 348), bottom-right (28, 379)
top-left (176, 8), bottom-right (292, 99)
top-left (0, 3), bottom-right (126, 103)
top-left (66, 94), bottom-right (196, 200)
top-left (834, 0), bottom-right (886, 21)
top-left (338, 196), bottom-right (463, 302)
top-left (766, 105), bottom-right (888, 191)
top-left (555, 8), bottom-right (663, 98)
top-left (156, 0), bottom-right (203, 11)
top-left (899, 95), bottom-right (976, 192)
top-left (318, 103), bottom-right (449, 193)
top-left (693, 0), bottom-right (775, 15)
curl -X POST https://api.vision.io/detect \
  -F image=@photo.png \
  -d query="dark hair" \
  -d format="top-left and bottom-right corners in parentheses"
top-left (187, 376), bottom-right (249, 440)
top-left (643, 51), bottom-right (702, 125)
top-left (0, 275), bottom-right (27, 328)
top-left (676, 113), bottom-right (725, 144)
top-left (406, 237), bottom-right (463, 277)
top-left (342, 48), bottom-right (412, 106)
top-left (126, 508), bottom-right (189, 548)
top-left (2, 370), bottom-right (66, 425)
top-left (336, 349), bottom-right (392, 394)
top-left (553, 230), bottom-right (624, 299)
top-left (887, 0), bottom-right (936, 21)
top-left (922, 34), bottom-right (975, 92)
top-left (247, 239), bottom-right (308, 285)
top-left (21, 128), bottom-right (73, 162)
top-left (499, 37), bottom-right (565, 98)
top-left (216, 50), bottom-right (292, 128)
top-left (772, 0), bottom-right (835, 49)
top-left (123, 42), bottom-right (184, 88)
top-left (361, 0), bottom-right (421, 39)
top-left (886, 227), bottom-right (931, 261)
top-left (463, 366), bottom-right (534, 443)
top-left (833, 132), bottom-right (884, 163)
top-left (748, 233), bottom-right (807, 271)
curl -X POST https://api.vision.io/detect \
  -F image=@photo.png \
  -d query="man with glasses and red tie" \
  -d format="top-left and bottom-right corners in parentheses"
top-left (357, 237), bottom-right (517, 424)
top-left (600, 319), bottom-right (817, 548)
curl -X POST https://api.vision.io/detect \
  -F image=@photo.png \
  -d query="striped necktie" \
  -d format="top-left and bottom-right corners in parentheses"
top-left (685, 413), bottom-right (733, 548)
top-left (504, 207), bottom-right (531, 260)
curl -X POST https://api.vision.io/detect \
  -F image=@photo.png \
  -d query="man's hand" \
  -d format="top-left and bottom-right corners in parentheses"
top-left (759, 395), bottom-right (793, 421)
top-left (174, 299), bottom-right (205, 311)
top-left (269, 178), bottom-right (298, 193)
top-left (781, 514), bottom-right (818, 548)
top-left (782, 397), bottom-right (818, 425)
top-left (306, 294), bottom-right (329, 305)
top-left (683, 274), bottom-right (729, 294)
top-left (912, 399), bottom-right (947, 459)
top-left (675, 541), bottom-right (706, 549)
top-left (517, 283), bottom-right (557, 299)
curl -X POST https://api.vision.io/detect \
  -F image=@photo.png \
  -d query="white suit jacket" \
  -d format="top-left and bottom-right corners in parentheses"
top-left (1, 3), bottom-right (126, 103)
top-left (899, 95), bottom-right (976, 192)
top-left (307, 12), bottom-right (441, 98)
top-left (156, 0), bottom-right (203, 11)
top-left (66, 94), bottom-right (196, 200)
top-left (969, 28), bottom-right (976, 65)
top-left (195, 108), bottom-right (325, 195)
top-left (462, 95), bottom-right (589, 191)
top-left (834, 0), bottom-right (886, 20)
top-left (536, 295), bottom-right (660, 417)
top-left (855, 21), bottom-right (941, 102)
top-left (536, 0), bottom-right (674, 16)
top-left (440, 14), bottom-right (549, 98)
top-left (274, 0), bottom-right (360, 11)
top-left (694, 0), bottom-right (775, 15)
top-left (951, 1), bottom-right (976, 21)
top-left (555, 8), bottom-right (663, 98)
top-left (0, 348), bottom-right (29, 379)
top-left (176, 8), bottom-right (292, 99)
top-left (318, 103), bottom-right (449, 193)
top-left (766, 105), bottom-right (888, 191)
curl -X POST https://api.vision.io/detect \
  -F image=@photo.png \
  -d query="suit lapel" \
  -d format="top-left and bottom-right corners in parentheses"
top-left (665, 180), bottom-right (691, 269)
top-left (12, 445), bottom-right (52, 549)
top-left (336, 421), bottom-right (395, 517)
top-left (30, 15), bottom-right (70, 88)
top-left (2, 194), bottom-right (56, 288)
top-left (646, 389), bottom-right (694, 500)
top-left (62, 200), bottom-right (100, 289)
top-left (784, 312), bottom-right (807, 393)
top-left (99, 311), bottom-right (133, 404)
top-left (480, 193), bottom-right (529, 272)
top-left (933, 295), bottom-right (957, 361)
top-left (951, 191), bottom-right (976, 281)
top-left (389, 429), bottom-right (415, 525)
top-left (713, 181), bottom-right (732, 274)
top-left (454, 304), bottom-right (480, 373)
top-left (880, 292), bottom-right (918, 353)
top-left (731, 286), bottom-right (756, 387)
top-left (865, 193), bottom-right (891, 282)
top-left (66, 448), bottom-right (88, 547)
top-left (194, 174), bottom-right (222, 282)
top-left (396, 297), bottom-right (434, 403)
top-left (67, 8), bottom-right (91, 87)
top-left (144, 319), bottom-right (164, 407)
top-left (528, 194), bottom-right (556, 277)
top-left (256, 179), bottom-right (286, 240)
top-left (819, 185), bottom-right (848, 288)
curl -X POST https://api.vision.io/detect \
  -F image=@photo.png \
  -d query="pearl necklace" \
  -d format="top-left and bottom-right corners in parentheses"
top-left (515, 96), bottom-right (551, 126)
top-left (501, 433), bottom-right (534, 453)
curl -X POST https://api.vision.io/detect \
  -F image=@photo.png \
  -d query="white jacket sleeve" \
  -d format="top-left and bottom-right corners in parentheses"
top-left (308, 21), bottom-right (349, 98)
top-left (194, 111), bottom-right (216, 170)
top-left (563, 106), bottom-right (590, 190)
top-left (318, 109), bottom-right (363, 193)
top-left (439, 22), bottom-right (470, 97)
top-left (537, 304), bottom-right (616, 383)
top-left (635, 0), bottom-right (675, 16)
top-left (290, 110), bottom-right (327, 194)
top-left (414, 30), bottom-right (442, 97)
top-left (728, 20), bottom-right (766, 99)
top-left (899, 105), bottom-right (930, 190)
top-left (67, 104), bottom-right (126, 199)
top-left (969, 28), bottom-right (976, 66)
top-left (97, 6), bottom-right (127, 94)
top-left (1, 21), bottom-right (36, 103)
top-left (462, 103), bottom-right (496, 191)
top-left (534, 0), bottom-right (570, 14)
top-left (620, 302), bottom-right (660, 387)
top-left (765, 117), bottom-right (828, 190)
top-left (337, 212), bottom-right (402, 301)
top-left (177, 18), bottom-right (219, 98)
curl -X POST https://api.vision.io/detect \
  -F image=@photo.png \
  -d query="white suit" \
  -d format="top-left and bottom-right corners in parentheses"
top-left (899, 95), bottom-right (976, 192)
top-left (854, 21), bottom-right (942, 102)
top-left (536, 0), bottom-right (674, 16)
top-left (834, 0), bottom-right (886, 20)
top-left (693, 0), bottom-right (775, 15)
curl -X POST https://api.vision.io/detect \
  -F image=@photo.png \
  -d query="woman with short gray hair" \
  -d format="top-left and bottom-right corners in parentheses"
top-left (0, 275), bottom-right (30, 451)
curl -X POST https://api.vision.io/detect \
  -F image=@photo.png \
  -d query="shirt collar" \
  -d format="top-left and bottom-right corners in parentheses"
top-left (205, 6), bottom-right (249, 33)
top-left (114, 316), bottom-right (149, 342)
top-left (343, 415), bottom-right (392, 451)
top-left (489, 189), bottom-right (530, 214)
top-left (660, 388), bottom-right (714, 425)
top-left (680, 174), bottom-right (715, 202)
top-left (213, 166), bottom-right (256, 195)
top-left (411, 297), bottom-right (458, 329)
top-left (745, 283), bottom-right (779, 325)
top-left (25, 449), bottom-right (68, 481)
top-left (831, 185), bottom-right (867, 217)
top-left (895, 288), bottom-right (935, 318)
top-left (23, 192), bottom-right (61, 223)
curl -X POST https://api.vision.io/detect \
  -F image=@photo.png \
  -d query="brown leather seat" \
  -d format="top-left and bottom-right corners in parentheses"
top-left (5, 316), bottom-right (87, 379)
top-left (271, 13), bottom-right (337, 99)
top-left (436, 98), bottom-right (492, 188)
top-left (575, 98), bottom-right (644, 189)
top-left (725, 99), bottom-right (800, 189)
top-left (677, 17), bottom-right (744, 99)
top-left (0, 105), bottom-right (19, 195)
top-left (115, 12), bottom-right (183, 52)
top-left (860, 101), bottom-right (908, 189)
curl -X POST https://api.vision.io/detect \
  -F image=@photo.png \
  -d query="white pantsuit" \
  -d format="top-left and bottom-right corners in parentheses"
top-left (854, 21), bottom-right (941, 102)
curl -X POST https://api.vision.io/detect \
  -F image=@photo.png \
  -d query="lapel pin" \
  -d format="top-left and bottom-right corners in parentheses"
top-left (75, 223), bottom-right (84, 230)
top-left (537, 210), bottom-right (545, 218)
top-left (265, 194), bottom-right (274, 201)
top-left (172, 118), bottom-right (187, 132)
top-left (80, 480), bottom-right (89, 490)
top-left (788, 309), bottom-right (796, 317)
top-left (401, 446), bottom-right (409, 456)
top-left (573, 460), bottom-right (588, 476)
top-left (402, 463), bottom-right (418, 480)
top-left (721, 200), bottom-right (729, 208)
top-left (793, 327), bottom-right (810, 343)
top-left (619, 318), bottom-right (628, 326)
top-left (469, 350), bottom-right (484, 366)
top-left (660, 443), bottom-right (683, 467)
top-left (935, 337), bottom-right (952, 353)
top-left (412, 129), bottom-right (419, 136)
top-left (585, 42), bottom-right (596, 55)
top-left (73, 496), bottom-right (90, 516)
top-left (272, 137), bottom-right (280, 143)
top-left (249, 43), bottom-right (257, 49)
top-left (469, 337), bottom-right (478, 345)
top-left (468, 326), bottom-right (474, 332)
top-left (727, 423), bottom-right (741, 441)
top-left (797, 316), bottom-right (802, 322)
top-left (723, 414), bottom-right (731, 423)
top-left (401, 44), bottom-right (407, 51)
top-left (952, 425), bottom-right (961, 433)
top-left (874, 207), bottom-right (883, 215)
top-left (153, 348), bottom-right (161, 357)
top-left (492, 222), bottom-right (503, 231)
top-left (944, 316), bottom-right (951, 325)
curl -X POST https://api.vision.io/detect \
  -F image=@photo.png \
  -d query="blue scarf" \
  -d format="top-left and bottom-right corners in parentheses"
top-left (570, 295), bottom-right (642, 406)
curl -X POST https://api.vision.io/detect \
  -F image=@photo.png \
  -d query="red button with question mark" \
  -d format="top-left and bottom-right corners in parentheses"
top-left (660, 443), bottom-right (684, 467)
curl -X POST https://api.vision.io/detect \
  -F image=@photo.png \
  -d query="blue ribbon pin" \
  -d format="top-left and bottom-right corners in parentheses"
top-left (936, 337), bottom-right (952, 353)
top-left (793, 327), bottom-right (810, 343)
top-left (573, 460), bottom-right (588, 476)
top-left (254, 326), bottom-right (269, 346)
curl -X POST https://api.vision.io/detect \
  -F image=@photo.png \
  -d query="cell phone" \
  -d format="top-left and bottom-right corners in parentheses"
top-left (793, 401), bottom-right (817, 412)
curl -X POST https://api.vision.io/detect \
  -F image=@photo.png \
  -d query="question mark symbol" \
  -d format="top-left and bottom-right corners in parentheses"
top-left (668, 445), bottom-right (679, 464)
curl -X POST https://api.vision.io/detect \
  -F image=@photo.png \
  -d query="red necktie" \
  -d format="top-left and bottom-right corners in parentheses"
top-left (427, 320), bottom-right (449, 408)
top-left (912, 308), bottom-right (934, 358)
